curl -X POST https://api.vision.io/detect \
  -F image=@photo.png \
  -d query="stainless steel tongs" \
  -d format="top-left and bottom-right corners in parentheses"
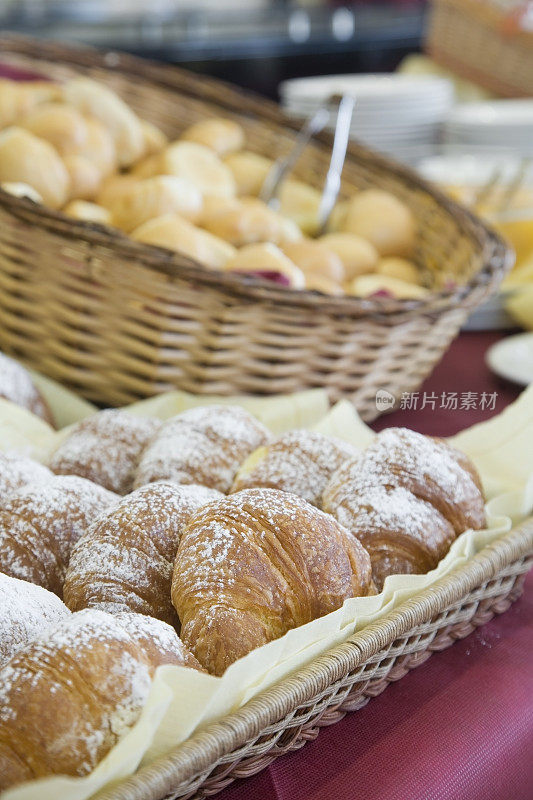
top-left (259, 94), bottom-right (356, 234)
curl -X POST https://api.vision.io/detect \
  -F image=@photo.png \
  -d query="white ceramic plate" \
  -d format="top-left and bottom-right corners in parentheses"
top-left (281, 74), bottom-right (453, 103)
top-left (486, 332), bottom-right (533, 386)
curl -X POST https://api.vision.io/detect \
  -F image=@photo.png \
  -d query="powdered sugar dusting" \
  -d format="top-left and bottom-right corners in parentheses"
top-left (0, 352), bottom-right (53, 425)
top-left (232, 429), bottom-right (358, 506)
top-left (0, 452), bottom-right (53, 495)
top-left (135, 405), bottom-right (270, 493)
top-left (49, 410), bottom-right (161, 495)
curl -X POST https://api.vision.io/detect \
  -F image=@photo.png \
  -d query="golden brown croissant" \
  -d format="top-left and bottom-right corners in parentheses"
top-left (0, 475), bottom-right (117, 594)
top-left (0, 608), bottom-right (201, 789)
top-left (322, 427), bottom-right (486, 589)
top-left (232, 429), bottom-right (358, 507)
top-left (172, 487), bottom-right (374, 675)
top-left (0, 451), bottom-right (52, 496)
top-left (0, 352), bottom-right (54, 425)
top-left (48, 409), bottom-right (161, 495)
top-left (135, 405), bottom-right (270, 493)
top-left (64, 482), bottom-right (222, 626)
top-left (0, 572), bottom-right (70, 668)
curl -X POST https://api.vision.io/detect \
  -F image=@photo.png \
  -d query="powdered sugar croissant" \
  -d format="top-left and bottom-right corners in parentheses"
top-left (0, 609), bottom-right (201, 789)
top-left (172, 487), bottom-right (375, 675)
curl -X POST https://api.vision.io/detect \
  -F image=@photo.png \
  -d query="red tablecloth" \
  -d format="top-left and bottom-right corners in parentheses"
top-left (218, 331), bottom-right (533, 800)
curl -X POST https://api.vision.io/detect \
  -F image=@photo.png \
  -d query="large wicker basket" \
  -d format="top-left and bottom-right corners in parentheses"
top-left (426, 0), bottom-right (533, 97)
top-left (0, 36), bottom-right (512, 421)
top-left (92, 518), bottom-right (532, 800)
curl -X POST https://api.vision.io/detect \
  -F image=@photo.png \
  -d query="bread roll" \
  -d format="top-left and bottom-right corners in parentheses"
top-left (63, 199), bottom-right (112, 225)
top-left (62, 77), bottom-right (144, 167)
top-left (0, 181), bottom-right (43, 203)
top-left (278, 179), bottom-right (322, 236)
top-left (48, 409), bottom-right (161, 495)
top-left (140, 118), bottom-right (168, 155)
top-left (0, 609), bottom-right (200, 788)
top-left (63, 153), bottom-right (102, 200)
top-left (19, 102), bottom-right (88, 156)
top-left (347, 274), bottom-right (428, 300)
top-left (111, 175), bottom-right (203, 231)
top-left (81, 116), bottom-right (117, 176)
top-left (132, 213), bottom-right (236, 269)
top-left (135, 405), bottom-right (270, 493)
top-left (201, 197), bottom-right (301, 247)
top-left (224, 150), bottom-right (273, 196)
top-left (223, 242), bottom-right (306, 288)
top-left (0, 572), bottom-right (70, 668)
top-left (64, 482), bottom-right (222, 625)
top-left (0, 79), bottom-right (60, 129)
top-left (0, 127), bottom-right (70, 209)
top-left (232, 430), bottom-right (358, 506)
top-left (172, 488), bottom-right (375, 674)
top-left (341, 189), bottom-right (416, 257)
top-left (181, 117), bottom-right (245, 156)
top-left (0, 351), bottom-right (54, 425)
top-left (376, 257), bottom-right (420, 284)
top-left (282, 240), bottom-right (345, 283)
top-left (319, 232), bottom-right (378, 281)
top-left (0, 451), bottom-right (52, 496)
top-left (0, 475), bottom-right (117, 594)
top-left (97, 173), bottom-right (141, 209)
top-left (156, 141), bottom-right (236, 198)
top-left (304, 273), bottom-right (343, 295)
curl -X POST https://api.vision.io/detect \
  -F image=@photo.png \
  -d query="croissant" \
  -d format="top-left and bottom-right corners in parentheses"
top-left (64, 482), bottom-right (222, 626)
top-left (135, 405), bottom-right (270, 493)
top-left (0, 608), bottom-right (201, 789)
top-left (0, 451), bottom-right (52, 496)
top-left (0, 352), bottom-right (54, 425)
top-left (110, 175), bottom-right (203, 231)
top-left (62, 77), bottom-right (145, 167)
top-left (48, 409), bottom-right (161, 495)
top-left (0, 126), bottom-right (70, 209)
top-left (172, 487), bottom-right (374, 675)
top-left (0, 572), bottom-right (70, 668)
top-left (322, 427), bottom-right (486, 589)
top-left (181, 117), bottom-right (245, 156)
top-left (0, 475), bottom-right (117, 594)
top-left (232, 430), bottom-right (358, 507)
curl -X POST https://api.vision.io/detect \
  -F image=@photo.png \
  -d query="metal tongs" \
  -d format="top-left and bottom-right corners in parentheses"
top-left (260, 94), bottom-right (356, 234)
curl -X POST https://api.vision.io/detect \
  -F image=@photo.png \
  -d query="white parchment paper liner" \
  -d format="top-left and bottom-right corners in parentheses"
top-left (1, 377), bottom-right (532, 800)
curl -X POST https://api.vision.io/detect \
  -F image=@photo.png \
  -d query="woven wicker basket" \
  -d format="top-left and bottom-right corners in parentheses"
top-left (92, 518), bottom-right (533, 800)
top-left (427, 0), bottom-right (533, 97)
top-left (0, 36), bottom-right (512, 421)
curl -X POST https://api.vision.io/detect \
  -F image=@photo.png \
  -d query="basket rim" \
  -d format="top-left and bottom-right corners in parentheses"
top-left (93, 517), bottom-right (533, 800)
top-left (0, 34), bottom-right (514, 319)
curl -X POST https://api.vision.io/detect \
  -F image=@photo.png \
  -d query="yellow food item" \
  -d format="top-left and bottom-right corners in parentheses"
top-left (97, 174), bottom-right (142, 209)
top-left (0, 127), bottom-right (70, 209)
top-left (63, 200), bottom-right (112, 225)
top-left (110, 175), bottom-right (203, 232)
top-left (341, 189), bottom-right (415, 257)
top-left (181, 118), bottom-right (245, 157)
top-left (505, 283), bottom-right (533, 330)
top-left (63, 154), bottom-right (102, 201)
top-left (223, 242), bottom-right (305, 288)
top-left (278, 180), bottom-right (322, 236)
top-left (140, 119), bottom-right (168, 156)
top-left (376, 257), bottom-right (420, 284)
top-left (202, 197), bottom-right (301, 247)
top-left (224, 151), bottom-right (273, 196)
top-left (282, 240), bottom-right (345, 283)
top-left (132, 213), bottom-right (236, 269)
top-left (19, 103), bottom-right (88, 157)
top-left (319, 232), bottom-right (378, 280)
top-left (0, 79), bottom-right (60, 129)
top-left (157, 141), bottom-right (236, 199)
top-left (0, 182), bottom-right (43, 203)
top-left (81, 117), bottom-right (117, 177)
top-left (348, 274), bottom-right (428, 300)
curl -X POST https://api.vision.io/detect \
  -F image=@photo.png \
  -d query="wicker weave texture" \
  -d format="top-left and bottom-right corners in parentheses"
top-left (0, 36), bottom-right (512, 420)
top-left (427, 0), bottom-right (533, 97)
top-left (93, 519), bottom-right (533, 800)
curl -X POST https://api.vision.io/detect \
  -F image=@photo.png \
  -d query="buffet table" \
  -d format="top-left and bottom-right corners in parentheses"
top-left (218, 330), bottom-right (533, 800)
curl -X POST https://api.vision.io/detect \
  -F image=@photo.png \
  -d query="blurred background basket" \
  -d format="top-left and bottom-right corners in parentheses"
top-left (0, 36), bottom-right (512, 421)
top-left (427, 0), bottom-right (533, 98)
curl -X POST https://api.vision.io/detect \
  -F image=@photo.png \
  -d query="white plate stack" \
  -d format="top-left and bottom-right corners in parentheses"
top-left (443, 100), bottom-right (533, 158)
top-left (280, 74), bottom-right (454, 164)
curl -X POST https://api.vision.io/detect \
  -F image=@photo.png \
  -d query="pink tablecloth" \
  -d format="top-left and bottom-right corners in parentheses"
top-left (218, 331), bottom-right (533, 800)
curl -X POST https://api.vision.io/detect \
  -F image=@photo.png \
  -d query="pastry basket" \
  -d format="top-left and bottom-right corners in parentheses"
top-left (0, 36), bottom-right (512, 421)
top-left (426, 0), bottom-right (533, 97)
top-left (93, 518), bottom-right (532, 800)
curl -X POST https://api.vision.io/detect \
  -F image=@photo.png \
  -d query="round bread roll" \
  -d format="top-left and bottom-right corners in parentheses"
top-left (278, 179), bottom-right (322, 236)
top-left (63, 153), bottom-right (102, 200)
top-left (201, 197), bottom-right (301, 248)
top-left (376, 257), bottom-right (421, 284)
top-left (181, 117), bottom-right (245, 156)
top-left (111, 175), bottom-right (203, 231)
top-left (0, 127), bottom-right (70, 209)
top-left (132, 213), bottom-right (236, 269)
top-left (0, 352), bottom-right (54, 425)
top-left (282, 240), bottom-right (345, 283)
top-left (224, 150), bottom-right (273, 196)
top-left (140, 118), bottom-right (168, 155)
top-left (49, 409), bottom-right (161, 495)
top-left (157, 141), bottom-right (236, 199)
top-left (0, 79), bottom-right (60, 129)
top-left (341, 189), bottom-right (416, 257)
top-left (62, 77), bottom-right (144, 167)
top-left (348, 274), bottom-right (428, 300)
top-left (0, 452), bottom-right (52, 496)
top-left (319, 232), bottom-right (378, 280)
top-left (223, 242), bottom-right (305, 288)
top-left (63, 199), bottom-right (112, 225)
top-left (327, 199), bottom-right (349, 232)
top-left (80, 116), bottom-right (117, 176)
top-left (304, 273), bottom-right (343, 295)
top-left (97, 173), bottom-right (141, 209)
top-left (19, 102), bottom-right (88, 157)
top-left (0, 181), bottom-right (42, 203)
top-left (131, 152), bottom-right (161, 179)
